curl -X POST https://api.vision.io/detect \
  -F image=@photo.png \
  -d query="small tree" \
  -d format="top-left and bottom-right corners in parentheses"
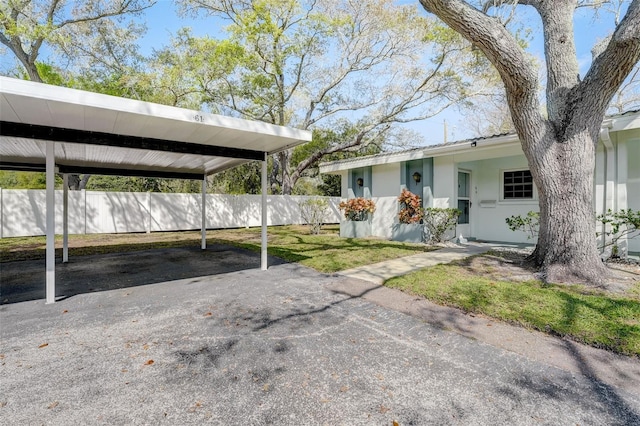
top-left (298, 198), bottom-right (330, 235)
top-left (423, 207), bottom-right (460, 243)
top-left (397, 189), bottom-right (424, 224)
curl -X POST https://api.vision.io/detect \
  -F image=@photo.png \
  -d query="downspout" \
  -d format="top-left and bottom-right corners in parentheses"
top-left (600, 124), bottom-right (614, 255)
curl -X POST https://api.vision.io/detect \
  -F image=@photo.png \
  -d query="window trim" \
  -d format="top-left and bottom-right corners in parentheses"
top-left (501, 168), bottom-right (536, 201)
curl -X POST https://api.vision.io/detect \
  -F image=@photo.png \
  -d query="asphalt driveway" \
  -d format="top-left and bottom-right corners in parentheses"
top-left (1, 247), bottom-right (639, 425)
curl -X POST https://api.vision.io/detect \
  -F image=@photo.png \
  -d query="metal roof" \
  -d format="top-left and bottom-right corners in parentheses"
top-left (0, 77), bottom-right (312, 179)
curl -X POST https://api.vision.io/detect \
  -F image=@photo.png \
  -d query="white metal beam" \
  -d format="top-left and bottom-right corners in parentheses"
top-left (63, 173), bottom-right (69, 263)
top-left (201, 177), bottom-right (207, 250)
top-left (261, 153), bottom-right (268, 271)
top-left (46, 142), bottom-right (56, 304)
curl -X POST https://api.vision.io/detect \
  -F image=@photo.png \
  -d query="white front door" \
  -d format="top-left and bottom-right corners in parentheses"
top-left (457, 170), bottom-right (471, 239)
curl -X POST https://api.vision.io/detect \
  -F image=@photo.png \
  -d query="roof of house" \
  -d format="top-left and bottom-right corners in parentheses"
top-left (319, 109), bottom-right (640, 174)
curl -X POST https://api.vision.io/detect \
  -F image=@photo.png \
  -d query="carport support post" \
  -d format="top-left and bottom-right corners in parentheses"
top-left (261, 152), bottom-right (268, 271)
top-left (201, 176), bottom-right (207, 250)
top-left (63, 174), bottom-right (69, 263)
top-left (46, 142), bottom-right (56, 304)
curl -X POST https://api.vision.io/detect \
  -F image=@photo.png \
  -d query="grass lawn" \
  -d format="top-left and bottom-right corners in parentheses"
top-left (0, 225), bottom-right (433, 273)
top-left (385, 252), bottom-right (640, 357)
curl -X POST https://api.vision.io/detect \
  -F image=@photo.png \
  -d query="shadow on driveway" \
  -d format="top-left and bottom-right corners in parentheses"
top-left (0, 244), bottom-right (284, 305)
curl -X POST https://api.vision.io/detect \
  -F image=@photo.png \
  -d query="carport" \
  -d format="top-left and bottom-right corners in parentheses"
top-left (0, 76), bottom-right (312, 304)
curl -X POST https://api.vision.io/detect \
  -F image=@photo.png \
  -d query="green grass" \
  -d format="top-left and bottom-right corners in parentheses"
top-left (207, 225), bottom-right (434, 273)
top-left (0, 225), bottom-right (433, 273)
top-left (385, 261), bottom-right (640, 356)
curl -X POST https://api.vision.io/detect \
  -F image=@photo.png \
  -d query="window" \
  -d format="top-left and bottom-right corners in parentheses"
top-left (503, 170), bottom-right (533, 199)
top-left (458, 171), bottom-right (470, 224)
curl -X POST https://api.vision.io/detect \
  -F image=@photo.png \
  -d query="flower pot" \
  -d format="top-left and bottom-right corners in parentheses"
top-left (391, 223), bottom-right (424, 243)
top-left (340, 219), bottom-right (372, 238)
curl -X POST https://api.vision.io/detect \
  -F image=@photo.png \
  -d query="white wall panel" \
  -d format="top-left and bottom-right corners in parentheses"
top-left (626, 138), bottom-right (640, 253)
top-left (85, 191), bottom-right (149, 234)
top-left (372, 163), bottom-right (400, 197)
top-left (371, 196), bottom-right (397, 239)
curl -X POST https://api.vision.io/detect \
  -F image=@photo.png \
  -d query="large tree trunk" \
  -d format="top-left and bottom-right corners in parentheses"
top-left (526, 129), bottom-right (607, 284)
top-left (66, 174), bottom-right (91, 190)
top-left (279, 150), bottom-right (294, 195)
top-left (418, 0), bottom-right (640, 286)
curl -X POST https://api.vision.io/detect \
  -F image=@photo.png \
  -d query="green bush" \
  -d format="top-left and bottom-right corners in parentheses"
top-left (298, 198), bottom-right (329, 235)
top-left (423, 208), bottom-right (460, 243)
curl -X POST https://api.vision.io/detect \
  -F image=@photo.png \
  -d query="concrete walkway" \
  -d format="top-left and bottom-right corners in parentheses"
top-left (340, 242), bottom-right (493, 284)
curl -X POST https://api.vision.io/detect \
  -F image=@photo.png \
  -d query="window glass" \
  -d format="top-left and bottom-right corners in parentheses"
top-left (504, 170), bottom-right (533, 199)
top-left (458, 200), bottom-right (469, 224)
top-left (458, 171), bottom-right (469, 197)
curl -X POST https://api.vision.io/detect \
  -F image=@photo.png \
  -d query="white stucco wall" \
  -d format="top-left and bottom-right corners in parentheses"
top-left (461, 155), bottom-right (538, 243)
top-left (626, 137), bottom-right (640, 253)
top-left (372, 163), bottom-right (400, 197)
top-left (433, 156), bottom-right (456, 208)
top-left (370, 163), bottom-right (400, 238)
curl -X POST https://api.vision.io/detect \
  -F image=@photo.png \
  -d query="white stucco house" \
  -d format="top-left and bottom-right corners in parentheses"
top-left (319, 110), bottom-right (640, 255)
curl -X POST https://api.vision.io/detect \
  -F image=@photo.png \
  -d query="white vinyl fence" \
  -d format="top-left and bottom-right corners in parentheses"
top-left (0, 189), bottom-right (340, 238)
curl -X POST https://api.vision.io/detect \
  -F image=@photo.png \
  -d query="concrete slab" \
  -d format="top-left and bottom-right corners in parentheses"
top-left (1, 251), bottom-right (639, 425)
top-left (339, 243), bottom-right (491, 284)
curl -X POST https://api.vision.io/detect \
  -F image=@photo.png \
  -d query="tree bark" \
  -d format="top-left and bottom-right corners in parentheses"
top-left (527, 128), bottom-right (607, 283)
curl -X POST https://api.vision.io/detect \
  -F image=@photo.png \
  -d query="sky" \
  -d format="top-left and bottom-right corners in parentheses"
top-left (0, 0), bottom-right (628, 146)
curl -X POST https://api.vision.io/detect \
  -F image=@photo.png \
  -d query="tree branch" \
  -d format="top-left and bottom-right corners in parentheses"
top-left (419, 0), bottom-right (545, 140)
top-left (577, 0), bottom-right (640, 118)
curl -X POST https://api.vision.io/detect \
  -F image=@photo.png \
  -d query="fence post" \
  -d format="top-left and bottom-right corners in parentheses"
top-left (82, 189), bottom-right (87, 235)
top-left (0, 187), bottom-right (3, 239)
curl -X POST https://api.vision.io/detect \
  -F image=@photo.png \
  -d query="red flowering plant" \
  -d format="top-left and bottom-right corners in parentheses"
top-left (397, 189), bottom-right (424, 224)
top-left (339, 197), bottom-right (376, 221)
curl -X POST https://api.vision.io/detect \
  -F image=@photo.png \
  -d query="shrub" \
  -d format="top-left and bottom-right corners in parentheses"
top-left (397, 189), bottom-right (424, 224)
top-left (506, 209), bottom-right (640, 258)
top-left (505, 211), bottom-right (539, 239)
top-left (597, 208), bottom-right (640, 257)
top-left (339, 197), bottom-right (376, 221)
top-left (298, 198), bottom-right (329, 235)
top-left (423, 207), bottom-right (460, 243)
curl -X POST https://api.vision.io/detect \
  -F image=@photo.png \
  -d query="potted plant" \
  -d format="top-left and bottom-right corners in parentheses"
top-left (391, 189), bottom-right (424, 243)
top-left (339, 197), bottom-right (376, 238)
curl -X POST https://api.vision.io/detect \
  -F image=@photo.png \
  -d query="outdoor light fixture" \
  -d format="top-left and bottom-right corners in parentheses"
top-left (412, 172), bottom-right (421, 183)
top-left (356, 177), bottom-right (364, 187)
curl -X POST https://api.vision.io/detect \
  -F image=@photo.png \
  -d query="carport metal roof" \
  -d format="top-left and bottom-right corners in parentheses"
top-left (0, 76), bottom-right (312, 304)
top-left (0, 76), bottom-right (311, 178)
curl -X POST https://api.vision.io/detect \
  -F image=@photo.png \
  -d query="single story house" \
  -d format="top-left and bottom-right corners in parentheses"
top-left (319, 110), bottom-right (640, 256)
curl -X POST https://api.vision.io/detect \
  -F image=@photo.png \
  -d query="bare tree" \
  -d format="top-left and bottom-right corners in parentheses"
top-left (419, 0), bottom-right (640, 284)
top-left (1, 0), bottom-right (155, 82)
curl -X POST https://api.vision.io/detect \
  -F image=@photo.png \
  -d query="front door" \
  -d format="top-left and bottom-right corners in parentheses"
top-left (457, 170), bottom-right (471, 239)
